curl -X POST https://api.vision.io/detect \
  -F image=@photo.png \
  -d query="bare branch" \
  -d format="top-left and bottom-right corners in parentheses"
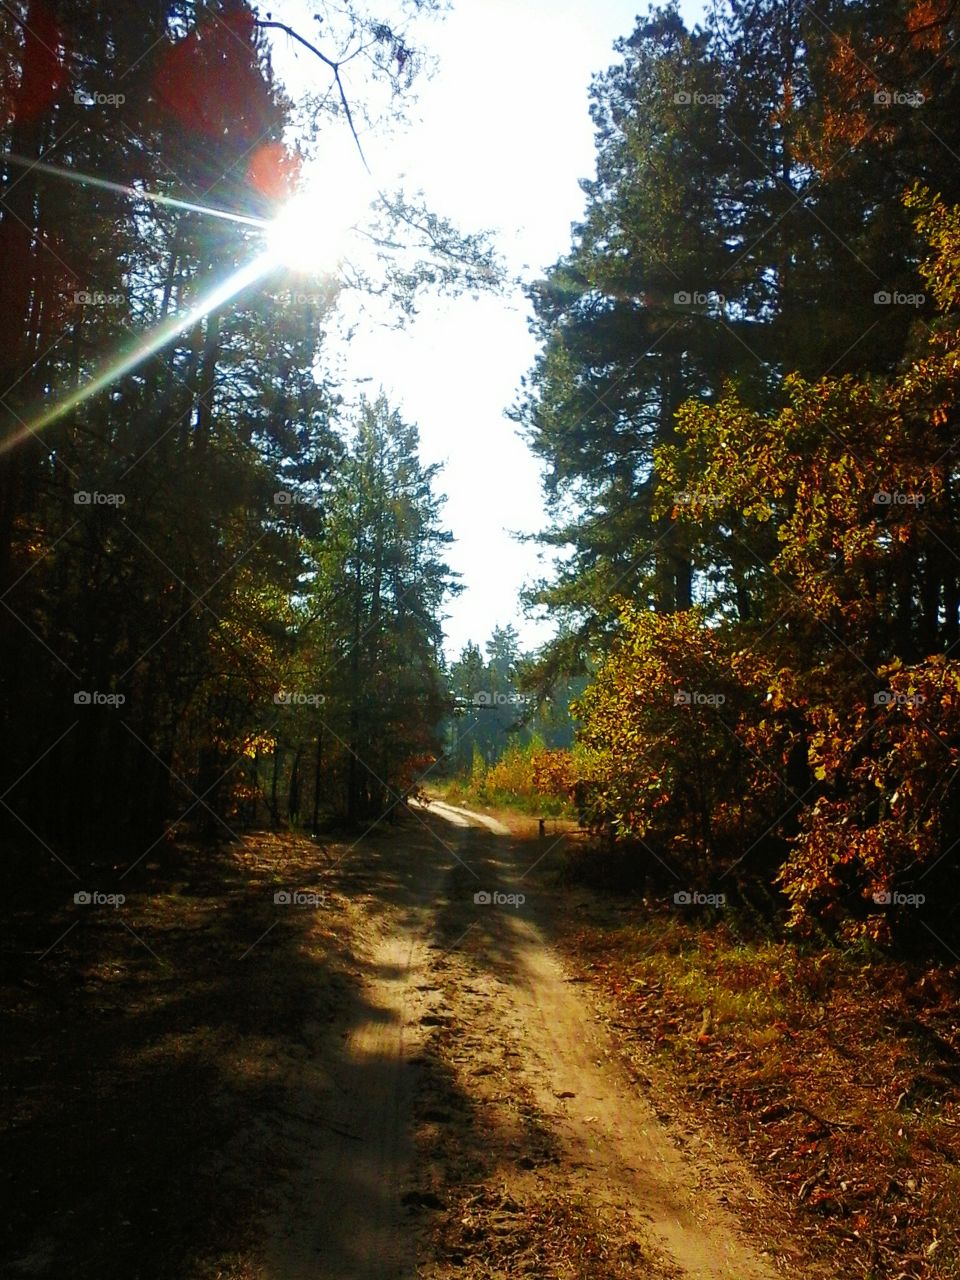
top-left (256, 20), bottom-right (370, 173)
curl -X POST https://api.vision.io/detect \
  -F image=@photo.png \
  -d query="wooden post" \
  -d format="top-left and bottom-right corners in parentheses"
top-left (539, 818), bottom-right (546, 839)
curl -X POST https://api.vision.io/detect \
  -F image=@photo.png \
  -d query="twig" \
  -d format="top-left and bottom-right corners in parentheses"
top-left (791, 1101), bottom-right (863, 1132)
top-left (256, 21), bottom-right (370, 173)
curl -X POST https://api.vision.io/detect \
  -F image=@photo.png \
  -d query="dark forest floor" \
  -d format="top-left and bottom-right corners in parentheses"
top-left (1, 830), bottom-right (352, 1280)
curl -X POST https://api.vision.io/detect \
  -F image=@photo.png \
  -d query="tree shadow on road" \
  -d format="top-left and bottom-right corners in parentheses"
top-left (0, 831), bottom-right (406, 1280)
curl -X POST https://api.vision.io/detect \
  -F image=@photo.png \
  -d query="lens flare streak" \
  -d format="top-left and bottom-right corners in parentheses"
top-left (1, 152), bottom-right (270, 228)
top-left (4, 253), bottom-right (275, 453)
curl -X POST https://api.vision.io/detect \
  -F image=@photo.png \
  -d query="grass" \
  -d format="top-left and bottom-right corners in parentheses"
top-left (442, 775), bottom-right (573, 818)
top-left (439, 740), bottom-right (577, 820)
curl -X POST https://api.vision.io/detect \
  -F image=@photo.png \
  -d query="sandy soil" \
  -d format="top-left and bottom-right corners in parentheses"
top-left (256, 802), bottom-right (829, 1279)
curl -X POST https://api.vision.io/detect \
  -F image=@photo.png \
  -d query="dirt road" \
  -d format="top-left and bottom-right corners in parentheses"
top-left (258, 804), bottom-right (823, 1279)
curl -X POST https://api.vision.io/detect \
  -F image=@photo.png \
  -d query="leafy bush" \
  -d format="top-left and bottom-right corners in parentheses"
top-left (447, 739), bottom-right (575, 816)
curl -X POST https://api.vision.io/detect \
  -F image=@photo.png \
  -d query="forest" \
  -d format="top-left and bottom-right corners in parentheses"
top-left (5, 1), bottom-right (960, 1278)
top-left (510, 0), bottom-right (960, 951)
top-left (5, 0), bottom-right (960, 946)
top-left (0, 0), bottom-right (493, 861)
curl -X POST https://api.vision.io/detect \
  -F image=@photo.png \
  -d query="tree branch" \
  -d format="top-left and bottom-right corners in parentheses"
top-left (255, 20), bottom-right (370, 173)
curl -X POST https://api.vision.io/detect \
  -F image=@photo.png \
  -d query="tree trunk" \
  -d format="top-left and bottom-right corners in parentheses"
top-left (0, 2), bottom-right (52, 591)
top-left (270, 745), bottom-right (282, 827)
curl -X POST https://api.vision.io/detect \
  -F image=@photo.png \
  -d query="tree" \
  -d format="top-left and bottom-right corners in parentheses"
top-left (574, 186), bottom-right (960, 941)
top-left (517, 0), bottom-right (960, 678)
top-left (275, 392), bottom-right (459, 824)
top-left (514, 6), bottom-right (741, 649)
top-left (0, 0), bottom-right (492, 862)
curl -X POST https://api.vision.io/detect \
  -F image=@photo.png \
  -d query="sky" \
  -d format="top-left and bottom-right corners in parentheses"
top-left (269, 0), bottom-right (705, 662)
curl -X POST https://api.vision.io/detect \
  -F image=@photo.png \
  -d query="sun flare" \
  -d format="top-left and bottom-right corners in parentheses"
top-left (265, 182), bottom-right (372, 274)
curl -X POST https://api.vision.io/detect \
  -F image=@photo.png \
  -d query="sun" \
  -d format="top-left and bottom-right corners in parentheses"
top-left (264, 181), bottom-right (372, 274)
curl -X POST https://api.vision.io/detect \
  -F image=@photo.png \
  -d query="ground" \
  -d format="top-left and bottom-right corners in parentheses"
top-left (2, 802), bottom-right (957, 1278)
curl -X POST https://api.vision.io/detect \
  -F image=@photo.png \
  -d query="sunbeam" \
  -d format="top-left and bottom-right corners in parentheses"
top-left (0, 155), bottom-right (349, 450)
top-left (3, 252), bottom-right (275, 452)
top-left (1, 152), bottom-right (270, 228)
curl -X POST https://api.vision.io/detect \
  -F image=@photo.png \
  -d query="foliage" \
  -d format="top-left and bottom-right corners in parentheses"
top-left (573, 605), bottom-right (779, 868)
top-left (446, 737), bottom-right (575, 817)
top-left (0, 0), bottom-right (485, 858)
top-left (518, 0), bottom-right (960, 949)
top-left (278, 392), bottom-right (458, 825)
top-left (569, 188), bottom-right (960, 941)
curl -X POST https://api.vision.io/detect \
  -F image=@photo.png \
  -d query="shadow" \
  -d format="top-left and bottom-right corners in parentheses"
top-left (0, 830), bottom-right (421, 1280)
top-left (0, 807), bottom-right (649, 1278)
top-left (425, 818), bottom-right (566, 982)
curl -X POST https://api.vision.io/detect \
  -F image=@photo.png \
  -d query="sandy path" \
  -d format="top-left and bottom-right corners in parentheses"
top-left (413, 808), bottom-right (790, 1279)
top-left (422, 797), bottom-right (511, 835)
top-left (258, 827), bottom-right (455, 1280)
top-left (258, 806), bottom-right (818, 1279)
top-left (495, 916), bottom-right (779, 1278)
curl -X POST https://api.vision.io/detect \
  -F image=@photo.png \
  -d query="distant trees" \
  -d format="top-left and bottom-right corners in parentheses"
top-left (446, 626), bottom-right (524, 770)
top-left (444, 624), bottom-right (585, 777)
top-left (273, 393), bottom-right (458, 825)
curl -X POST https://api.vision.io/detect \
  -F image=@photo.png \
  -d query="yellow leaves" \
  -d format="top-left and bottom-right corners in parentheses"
top-left (743, 498), bottom-right (774, 523)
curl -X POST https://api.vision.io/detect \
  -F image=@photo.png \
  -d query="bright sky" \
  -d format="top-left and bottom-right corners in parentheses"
top-left (269, 0), bottom-right (705, 662)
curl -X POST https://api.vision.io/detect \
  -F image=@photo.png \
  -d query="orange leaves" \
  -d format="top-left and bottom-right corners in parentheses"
top-left (579, 191), bottom-right (960, 940)
top-left (530, 748), bottom-right (577, 799)
top-left (904, 0), bottom-right (955, 51)
top-left (777, 655), bottom-right (960, 937)
top-left (669, 198), bottom-right (960, 661)
top-left (574, 606), bottom-right (780, 859)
